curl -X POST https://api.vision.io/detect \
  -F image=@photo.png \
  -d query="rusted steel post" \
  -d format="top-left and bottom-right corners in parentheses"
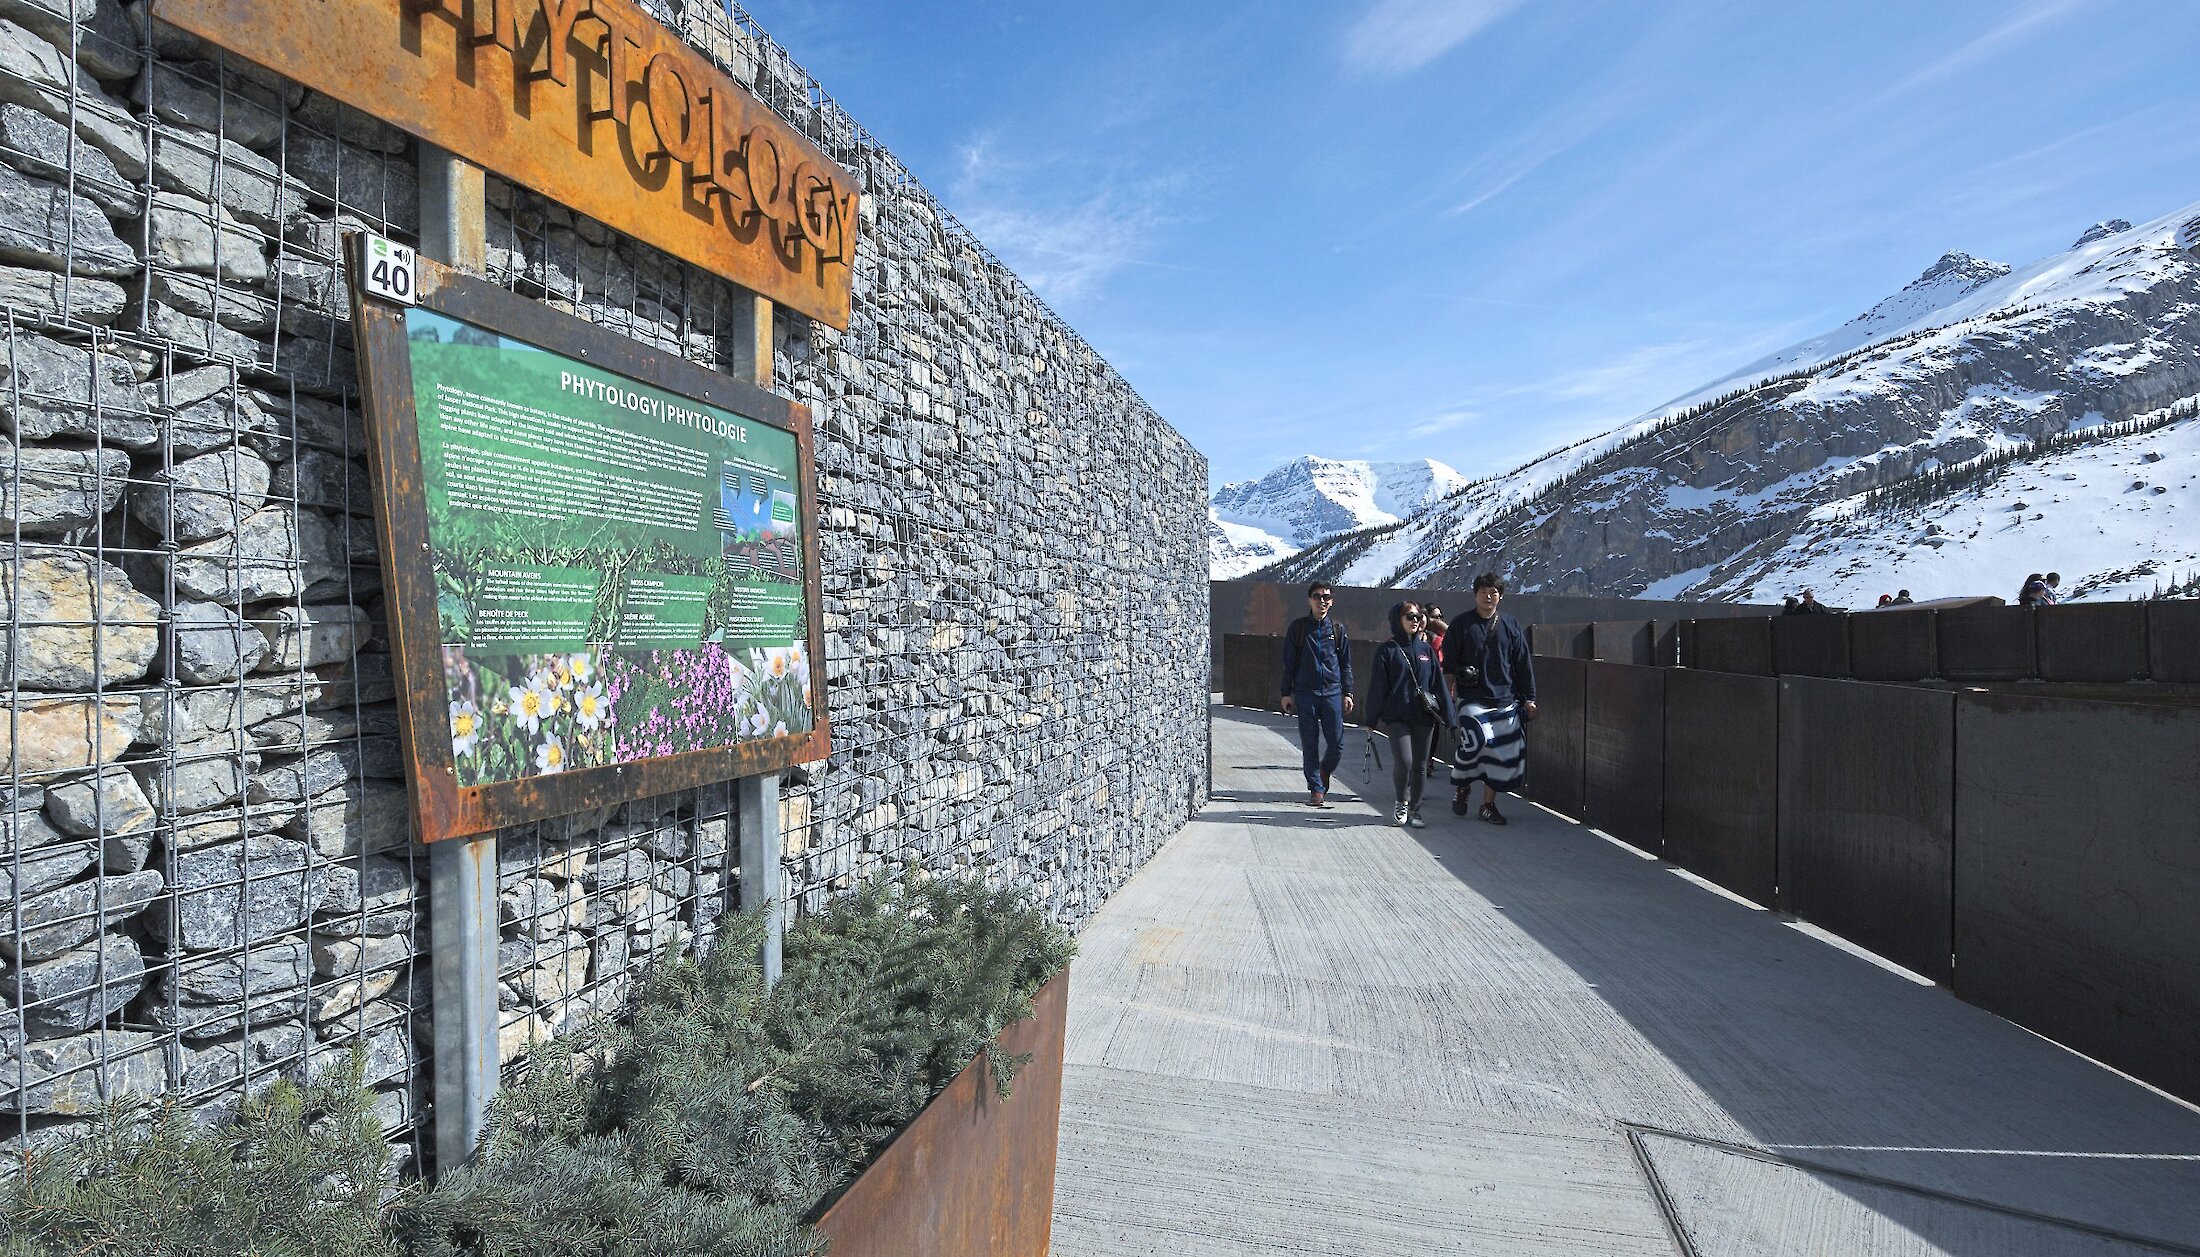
top-left (737, 773), bottom-right (783, 986)
top-left (420, 144), bottom-right (499, 1169)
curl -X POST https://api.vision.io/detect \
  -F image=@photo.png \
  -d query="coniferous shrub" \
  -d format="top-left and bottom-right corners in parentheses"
top-left (3, 871), bottom-right (1074, 1257)
top-left (0, 1058), bottom-right (397, 1257)
top-left (399, 870), bottom-right (1074, 1256)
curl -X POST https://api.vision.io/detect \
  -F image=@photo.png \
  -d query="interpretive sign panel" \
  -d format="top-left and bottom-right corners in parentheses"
top-left (349, 242), bottom-right (828, 842)
top-left (153, 0), bottom-right (859, 327)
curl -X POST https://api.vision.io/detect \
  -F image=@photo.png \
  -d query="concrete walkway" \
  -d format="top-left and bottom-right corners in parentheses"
top-left (1049, 705), bottom-right (2200, 1256)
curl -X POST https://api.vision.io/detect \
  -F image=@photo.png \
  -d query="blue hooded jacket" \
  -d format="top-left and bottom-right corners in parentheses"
top-left (1363, 602), bottom-right (1457, 727)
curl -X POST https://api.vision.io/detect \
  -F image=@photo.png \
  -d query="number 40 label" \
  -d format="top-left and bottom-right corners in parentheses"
top-left (361, 233), bottom-right (417, 305)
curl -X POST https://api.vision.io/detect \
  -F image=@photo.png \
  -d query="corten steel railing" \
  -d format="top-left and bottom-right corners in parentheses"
top-left (1215, 631), bottom-right (2200, 1105)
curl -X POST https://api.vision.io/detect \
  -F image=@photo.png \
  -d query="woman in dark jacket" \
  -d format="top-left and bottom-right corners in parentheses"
top-left (1363, 601), bottom-right (1456, 827)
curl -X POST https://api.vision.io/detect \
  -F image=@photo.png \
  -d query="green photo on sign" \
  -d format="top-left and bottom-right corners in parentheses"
top-left (406, 308), bottom-right (814, 789)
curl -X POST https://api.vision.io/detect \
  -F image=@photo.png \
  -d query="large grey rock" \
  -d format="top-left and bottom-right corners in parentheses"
top-left (268, 448), bottom-right (371, 515)
top-left (0, 102), bottom-right (134, 217)
top-left (0, 802), bottom-right (92, 899)
top-left (308, 1022), bottom-right (410, 1091)
top-left (255, 604), bottom-right (368, 671)
top-left (500, 877), bottom-right (580, 942)
top-left (132, 61), bottom-right (284, 150)
top-left (173, 505), bottom-right (346, 605)
top-left (153, 936), bottom-right (310, 1004)
top-left (149, 833), bottom-right (330, 952)
top-left (0, 0), bottom-right (140, 82)
top-left (500, 934), bottom-right (589, 1008)
top-left (0, 439), bottom-right (130, 533)
top-left (164, 381), bottom-right (272, 458)
top-left (0, 695), bottom-right (139, 777)
top-left (0, 1026), bottom-right (163, 1114)
top-left (312, 931), bottom-right (410, 979)
top-left (287, 131), bottom-right (419, 232)
top-left (164, 599), bottom-right (270, 684)
top-left (0, 866), bottom-right (159, 960)
top-left (146, 271), bottom-right (278, 335)
top-left (281, 777), bottom-right (409, 858)
top-left (0, 19), bottom-right (144, 180)
top-left (43, 763), bottom-right (154, 842)
top-left (0, 550), bottom-right (160, 690)
top-left (0, 330), bottom-right (156, 446)
top-left (0, 158), bottom-right (133, 276)
top-left (150, 123), bottom-right (305, 233)
top-left (580, 849), bottom-right (660, 892)
top-left (130, 445), bottom-right (272, 542)
top-left (0, 263), bottom-right (125, 323)
top-left (6, 930), bottom-right (141, 1035)
top-left (146, 190), bottom-right (268, 284)
top-left (177, 1022), bottom-right (308, 1091)
top-left (315, 854), bottom-right (411, 918)
top-left (131, 736), bottom-right (254, 814)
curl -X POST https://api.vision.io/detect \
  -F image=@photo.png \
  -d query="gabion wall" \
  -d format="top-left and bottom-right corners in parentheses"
top-left (0, 0), bottom-right (1208, 1173)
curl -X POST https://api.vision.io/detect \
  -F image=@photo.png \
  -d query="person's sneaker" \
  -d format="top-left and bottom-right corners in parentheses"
top-left (1322, 770), bottom-right (1334, 793)
top-left (1479, 801), bottom-right (1508, 825)
top-left (1451, 788), bottom-right (1472, 816)
top-left (1393, 800), bottom-right (1410, 826)
top-left (1308, 790), bottom-right (1328, 808)
top-left (1408, 810), bottom-right (1428, 829)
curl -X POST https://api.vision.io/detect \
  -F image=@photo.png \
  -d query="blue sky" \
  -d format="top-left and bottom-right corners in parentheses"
top-left (738, 0), bottom-right (2200, 488)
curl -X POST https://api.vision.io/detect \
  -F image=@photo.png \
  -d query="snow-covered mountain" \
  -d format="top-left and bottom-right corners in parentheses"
top-left (1266, 203), bottom-right (2200, 604)
top-left (1209, 457), bottom-right (1467, 577)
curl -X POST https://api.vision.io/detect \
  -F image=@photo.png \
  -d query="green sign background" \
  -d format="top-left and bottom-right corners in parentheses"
top-left (408, 308), bottom-right (815, 788)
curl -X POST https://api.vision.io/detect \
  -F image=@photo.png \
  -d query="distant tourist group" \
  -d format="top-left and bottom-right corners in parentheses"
top-left (1279, 577), bottom-right (1535, 826)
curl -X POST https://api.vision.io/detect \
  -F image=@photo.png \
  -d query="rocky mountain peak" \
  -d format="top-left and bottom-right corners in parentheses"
top-left (1910, 250), bottom-right (2011, 290)
top-left (2073, 219), bottom-right (2135, 248)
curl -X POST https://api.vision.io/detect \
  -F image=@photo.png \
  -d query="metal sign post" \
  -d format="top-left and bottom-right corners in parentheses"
top-left (418, 143), bottom-right (500, 1172)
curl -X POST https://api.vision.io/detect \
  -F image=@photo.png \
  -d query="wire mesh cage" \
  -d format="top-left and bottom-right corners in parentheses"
top-left (0, 0), bottom-right (1208, 1184)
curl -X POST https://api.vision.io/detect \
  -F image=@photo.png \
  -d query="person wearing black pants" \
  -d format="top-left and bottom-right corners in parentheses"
top-left (1364, 601), bottom-right (1456, 827)
top-left (1279, 582), bottom-right (1354, 807)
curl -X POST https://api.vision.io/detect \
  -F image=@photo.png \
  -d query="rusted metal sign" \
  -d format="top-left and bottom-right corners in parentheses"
top-left (348, 242), bottom-right (831, 843)
top-left (154, 0), bottom-right (859, 328)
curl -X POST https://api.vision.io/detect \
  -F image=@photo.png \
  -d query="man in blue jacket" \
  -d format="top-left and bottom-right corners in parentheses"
top-left (1441, 573), bottom-right (1538, 824)
top-left (1279, 581), bottom-right (1354, 808)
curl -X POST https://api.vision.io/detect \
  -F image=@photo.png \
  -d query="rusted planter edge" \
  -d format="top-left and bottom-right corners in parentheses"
top-left (813, 967), bottom-right (1071, 1256)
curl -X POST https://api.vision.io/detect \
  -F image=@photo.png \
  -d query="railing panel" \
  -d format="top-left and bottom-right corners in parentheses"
top-left (2150, 601), bottom-right (2200, 683)
top-left (1592, 620), bottom-right (1657, 667)
top-left (1689, 617), bottom-right (1774, 676)
top-left (1777, 677), bottom-right (1955, 982)
top-left (1772, 613), bottom-right (1850, 678)
top-left (1938, 606), bottom-right (2035, 681)
top-left (1850, 609), bottom-right (1937, 681)
top-left (1531, 622), bottom-right (1594, 659)
top-left (2035, 603), bottom-right (2149, 681)
top-left (1952, 694), bottom-right (2200, 1105)
top-left (1583, 663), bottom-right (1665, 854)
top-left (1521, 657), bottom-right (1587, 819)
top-left (1220, 634), bottom-right (1281, 712)
top-left (1663, 669), bottom-right (1778, 907)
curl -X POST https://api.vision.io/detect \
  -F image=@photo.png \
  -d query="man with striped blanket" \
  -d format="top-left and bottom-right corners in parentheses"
top-left (1441, 573), bottom-right (1538, 824)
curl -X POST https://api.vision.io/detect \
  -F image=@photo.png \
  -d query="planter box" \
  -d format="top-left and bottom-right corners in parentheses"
top-left (814, 968), bottom-right (1070, 1256)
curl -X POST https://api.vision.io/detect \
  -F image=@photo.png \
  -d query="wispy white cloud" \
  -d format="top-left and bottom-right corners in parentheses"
top-left (948, 137), bottom-right (1183, 304)
top-left (1883, 0), bottom-right (2096, 99)
top-left (1406, 409), bottom-right (1476, 439)
top-left (1343, 0), bottom-right (1523, 79)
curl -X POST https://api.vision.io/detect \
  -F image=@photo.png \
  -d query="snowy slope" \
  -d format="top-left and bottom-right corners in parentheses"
top-left (1265, 200), bottom-right (2200, 603)
top-left (1696, 401), bottom-right (2200, 605)
top-left (1208, 457), bottom-right (1467, 577)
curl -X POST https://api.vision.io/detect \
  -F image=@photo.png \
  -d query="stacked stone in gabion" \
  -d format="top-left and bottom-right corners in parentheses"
top-left (0, 0), bottom-right (1209, 1160)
